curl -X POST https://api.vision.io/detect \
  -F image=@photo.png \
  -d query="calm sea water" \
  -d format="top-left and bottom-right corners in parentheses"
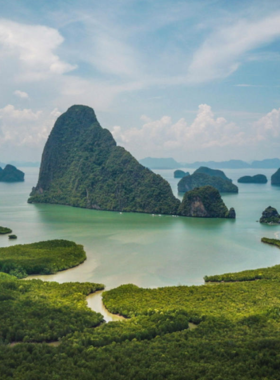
top-left (0, 167), bottom-right (280, 289)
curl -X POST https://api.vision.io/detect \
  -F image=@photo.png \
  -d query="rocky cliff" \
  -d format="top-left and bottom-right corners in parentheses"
top-left (28, 105), bottom-right (180, 214)
top-left (178, 186), bottom-right (236, 218)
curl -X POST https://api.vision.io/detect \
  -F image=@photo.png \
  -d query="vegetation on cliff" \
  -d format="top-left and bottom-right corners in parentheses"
top-left (178, 172), bottom-right (238, 193)
top-left (174, 170), bottom-right (189, 178)
top-left (271, 168), bottom-right (280, 185)
top-left (194, 166), bottom-right (232, 181)
top-left (28, 105), bottom-right (180, 215)
top-left (0, 226), bottom-right (12, 234)
top-left (260, 206), bottom-right (280, 224)
top-left (0, 240), bottom-right (86, 278)
top-left (0, 165), bottom-right (24, 182)
top-left (178, 186), bottom-right (235, 218)
top-left (238, 174), bottom-right (267, 183)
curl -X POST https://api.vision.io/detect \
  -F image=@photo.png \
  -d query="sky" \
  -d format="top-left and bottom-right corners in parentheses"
top-left (0, 0), bottom-right (280, 163)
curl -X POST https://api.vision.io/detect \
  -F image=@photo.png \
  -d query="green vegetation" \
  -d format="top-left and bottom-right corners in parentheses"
top-left (271, 168), bottom-right (280, 185)
top-left (0, 275), bottom-right (104, 343)
top-left (174, 169), bottom-right (189, 178)
top-left (178, 172), bottom-right (238, 193)
top-left (0, 164), bottom-right (24, 182)
top-left (260, 206), bottom-right (280, 224)
top-left (28, 105), bottom-right (180, 215)
top-left (238, 174), bottom-right (267, 183)
top-left (0, 226), bottom-right (12, 234)
top-left (0, 240), bottom-right (86, 278)
top-left (194, 166), bottom-right (231, 181)
top-left (8, 234), bottom-right (17, 240)
top-left (178, 185), bottom-right (235, 218)
top-left (3, 240), bottom-right (280, 378)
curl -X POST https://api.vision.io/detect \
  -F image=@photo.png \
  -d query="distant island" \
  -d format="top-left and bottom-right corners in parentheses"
top-left (260, 206), bottom-right (280, 224)
top-left (271, 168), bottom-right (280, 186)
top-left (140, 157), bottom-right (280, 169)
top-left (28, 105), bottom-right (180, 215)
top-left (0, 165), bottom-right (24, 182)
top-left (194, 167), bottom-right (232, 181)
top-left (0, 226), bottom-right (12, 234)
top-left (174, 170), bottom-right (189, 178)
top-left (178, 186), bottom-right (236, 218)
top-left (238, 174), bottom-right (267, 184)
top-left (178, 169), bottom-right (238, 194)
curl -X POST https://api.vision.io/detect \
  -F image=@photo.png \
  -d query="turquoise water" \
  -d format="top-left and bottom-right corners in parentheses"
top-left (0, 167), bottom-right (280, 289)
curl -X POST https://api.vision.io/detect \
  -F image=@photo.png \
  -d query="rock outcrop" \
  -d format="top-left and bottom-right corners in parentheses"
top-left (260, 206), bottom-right (280, 224)
top-left (28, 105), bottom-right (180, 214)
top-left (178, 186), bottom-right (236, 218)
top-left (0, 165), bottom-right (24, 182)
top-left (238, 174), bottom-right (267, 183)
top-left (174, 170), bottom-right (189, 178)
top-left (271, 169), bottom-right (280, 185)
top-left (178, 172), bottom-right (238, 194)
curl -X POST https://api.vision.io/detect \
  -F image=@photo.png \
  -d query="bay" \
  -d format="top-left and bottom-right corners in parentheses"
top-left (0, 167), bottom-right (280, 289)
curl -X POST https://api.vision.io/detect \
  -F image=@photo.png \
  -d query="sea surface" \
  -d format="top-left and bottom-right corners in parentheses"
top-left (0, 167), bottom-right (280, 289)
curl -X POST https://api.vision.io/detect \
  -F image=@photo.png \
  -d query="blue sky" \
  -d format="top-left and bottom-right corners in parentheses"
top-left (0, 0), bottom-right (279, 162)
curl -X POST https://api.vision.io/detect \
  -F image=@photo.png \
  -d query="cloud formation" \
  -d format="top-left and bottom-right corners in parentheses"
top-left (14, 90), bottom-right (29, 99)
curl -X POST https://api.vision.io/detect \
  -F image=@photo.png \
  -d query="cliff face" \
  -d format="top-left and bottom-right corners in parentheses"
top-left (178, 186), bottom-right (235, 218)
top-left (177, 172), bottom-right (238, 194)
top-left (28, 105), bottom-right (180, 214)
top-left (271, 169), bottom-right (280, 185)
top-left (238, 174), bottom-right (267, 183)
top-left (0, 165), bottom-right (24, 182)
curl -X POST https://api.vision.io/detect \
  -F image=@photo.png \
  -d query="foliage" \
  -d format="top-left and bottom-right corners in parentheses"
top-left (178, 172), bottom-right (238, 193)
top-left (28, 105), bottom-right (180, 215)
top-left (178, 185), bottom-right (234, 218)
top-left (238, 174), bottom-right (267, 183)
top-left (0, 277), bottom-right (104, 343)
top-left (0, 240), bottom-right (86, 278)
top-left (0, 226), bottom-right (12, 234)
top-left (174, 170), bottom-right (189, 178)
top-left (0, 164), bottom-right (24, 182)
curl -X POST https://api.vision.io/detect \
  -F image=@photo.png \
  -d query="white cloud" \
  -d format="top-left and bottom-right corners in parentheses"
top-left (187, 13), bottom-right (280, 83)
top-left (254, 107), bottom-right (280, 142)
top-left (14, 90), bottom-right (29, 98)
top-left (0, 105), bottom-right (60, 147)
top-left (112, 104), bottom-right (245, 158)
top-left (0, 19), bottom-right (77, 81)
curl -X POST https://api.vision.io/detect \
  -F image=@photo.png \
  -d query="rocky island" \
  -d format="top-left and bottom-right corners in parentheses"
top-left (271, 168), bottom-right (280, 185)
top-left (0, 226), bottom-right (12, 234)
top-left (0, 164), bottom-right (24, 182)
top-left (28, 105), bottom-right (180, 215)
top-left (260, 206), bottom-right (280, 224)
top-left (178, 186), bottom-right (236, 218)
top-left (178, 172), bottom-right (238, 194)
top-left (238, 174), bottom-right (267, 183)
top-left (194, 166), bottom-right (232, 181)
top-left (174, 170), bottom-right (189, 178)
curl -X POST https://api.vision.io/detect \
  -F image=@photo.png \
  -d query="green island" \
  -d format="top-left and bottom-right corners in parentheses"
top-left (0, 226), bottom-right (12, 234)
top-left (174, 169), bottom-right (189, 178)
top-left (178, 172), bottom-right (238, 194)
top-left (1, 239), bottom-right (280, 378)
top-left (260, 206), bottom-right (280, 224)
top-left (238, 174), bottom-right (267, 183)
top-left (179, 186), bottom-right (235, 218)
top-left (0, 164), bottom-right (24, 182)
top-left (0, 240), bottom-right (86, 278)
top-left (194, 166), bottom-right (232, 181)
top-left (271, 168), bottom-right (280, 185)
top-left (28, 105), bottom-right (180, 215)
